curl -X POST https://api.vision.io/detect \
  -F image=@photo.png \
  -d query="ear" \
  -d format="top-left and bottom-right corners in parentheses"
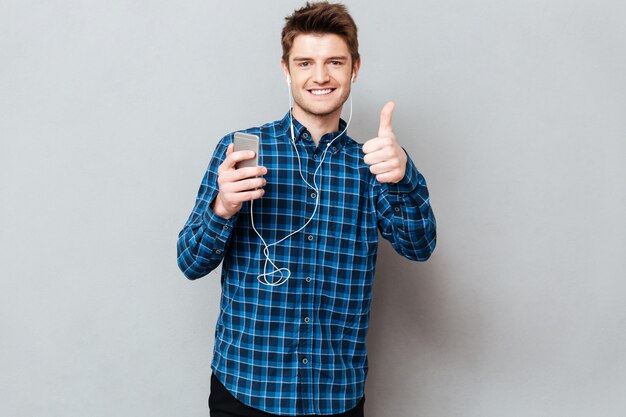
top-left (281, 59), bottom-right (291, 84)
top-left (351, 57), bottom-right (361, 83)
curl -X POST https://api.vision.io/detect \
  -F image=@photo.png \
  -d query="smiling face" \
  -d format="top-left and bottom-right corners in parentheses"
top-left (282, 33), bottom-right (360, 123)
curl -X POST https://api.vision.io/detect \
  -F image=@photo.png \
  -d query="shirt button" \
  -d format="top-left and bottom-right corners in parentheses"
top-left (394, 207), bottom-right (401, 212)
top-left (307, 235), bottom-right (314, 241)
top-left (305, 277), bottom-right (312, 283)
top-left (332, 146), bottom-right (337, 152)
top-left (302, 358), bottom-right (308, 364)
top-left (215, 250), bottom-right (222, 254)
top-left (222, 225), bottom-right (229, 230)
top-left (310, 192), bottom-right (317, 199)
top-left (304, 317), bottom-right (310, 323)
top-left (313, 154), bottom-right (318, 160)
top-left (302, 132), bottom-right (309, 139)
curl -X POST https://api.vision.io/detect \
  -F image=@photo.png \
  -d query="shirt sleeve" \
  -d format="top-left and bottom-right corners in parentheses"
top-left (373, 150), bottom-right (437, 261)
top-left (176, 135), bottom-right (239, 279)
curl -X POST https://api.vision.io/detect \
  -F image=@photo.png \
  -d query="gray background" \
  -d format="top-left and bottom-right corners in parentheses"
top-left (1, 0), bottom-right (625, 416)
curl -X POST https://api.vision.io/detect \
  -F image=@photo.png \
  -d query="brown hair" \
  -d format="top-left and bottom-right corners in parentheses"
top-left (281, 1), bottom-right (359, 68)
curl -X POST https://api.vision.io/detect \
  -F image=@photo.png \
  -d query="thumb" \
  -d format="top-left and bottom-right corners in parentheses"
top-left (378, 101), bottom-right (395, 137)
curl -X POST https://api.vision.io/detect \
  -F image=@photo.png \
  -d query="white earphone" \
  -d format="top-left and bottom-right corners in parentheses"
top-left (252, 72), bottom-right (355, 286)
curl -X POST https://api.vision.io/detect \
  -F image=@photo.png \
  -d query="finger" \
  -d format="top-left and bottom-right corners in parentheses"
top-left (362, 137), bottom-right (392, 155)
top-left (226, 143), bottom-right (234, 156)
top-left (368, 160), bottom-right (400, 176)
top-left (375, 171), bottom-right (399, 183)
top-left (222, 150), bottom-right (256, 170)
top-left (378, 101), bottom-right (395, 137)
top-left (230, 165), bottom-right (267, 181)
top-left (219, 166), bottom-right (266, 188)
top-left (226, 177), bottom-right (267, 193)
top-left (363, 146), bottom-right (395, 165)
top-left (227, 188), bottom-right (265, 203)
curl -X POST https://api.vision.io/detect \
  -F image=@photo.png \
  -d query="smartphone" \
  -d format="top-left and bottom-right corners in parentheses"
top-left (233, 132), bottom-right (259, 169)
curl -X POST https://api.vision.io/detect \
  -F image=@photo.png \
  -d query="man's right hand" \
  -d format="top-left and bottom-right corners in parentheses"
top-left (211, 143), bottom-right (267, 219)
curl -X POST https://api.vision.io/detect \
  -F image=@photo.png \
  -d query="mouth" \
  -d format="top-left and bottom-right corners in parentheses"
top-left (307, 88), bottom-right (336, 97)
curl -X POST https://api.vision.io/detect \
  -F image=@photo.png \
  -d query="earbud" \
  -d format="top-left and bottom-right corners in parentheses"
top-left (351, 74), bottom-right (355, 83)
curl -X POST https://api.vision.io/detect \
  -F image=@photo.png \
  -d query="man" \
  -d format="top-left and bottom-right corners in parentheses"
top-left (177, 2), bottom-right (436, 416)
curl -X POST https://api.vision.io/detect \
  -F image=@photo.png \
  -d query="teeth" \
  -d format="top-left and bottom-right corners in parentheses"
top-left (310, 89), bottom-right (333, 95)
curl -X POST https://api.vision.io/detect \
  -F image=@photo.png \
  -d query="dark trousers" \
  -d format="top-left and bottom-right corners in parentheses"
top-left (209, 373), bottom-right (365, 417)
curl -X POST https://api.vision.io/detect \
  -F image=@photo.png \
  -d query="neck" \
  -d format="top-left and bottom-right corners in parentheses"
top-left (291, 106), bottom-right (342, 146)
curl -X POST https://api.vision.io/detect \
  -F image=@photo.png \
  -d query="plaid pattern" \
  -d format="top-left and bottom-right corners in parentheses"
top-left (177, 112), bottom-right (436, 415)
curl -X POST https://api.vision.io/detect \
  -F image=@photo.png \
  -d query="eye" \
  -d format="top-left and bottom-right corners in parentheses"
top-left (298, 61), bottom-right (311, 68)
top-left (330, 60), bottom-right (343, 66)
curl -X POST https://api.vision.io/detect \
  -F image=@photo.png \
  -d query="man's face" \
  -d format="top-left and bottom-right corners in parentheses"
top-left (282, 33), bottom-right (359, 119)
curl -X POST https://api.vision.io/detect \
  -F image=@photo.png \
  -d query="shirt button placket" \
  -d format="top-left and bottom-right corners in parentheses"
top-left (300, 145), bottom-right (320, 392)
top-left (302, 244), bottom-right (315, 382)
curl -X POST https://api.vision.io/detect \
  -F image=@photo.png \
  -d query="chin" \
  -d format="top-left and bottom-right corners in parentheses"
top-left (307, 106), bottom-right (342, 117)
top-left (296, 98), bottom-right (346, 118)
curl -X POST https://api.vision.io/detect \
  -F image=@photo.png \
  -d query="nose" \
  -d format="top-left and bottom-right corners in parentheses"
top-left (312, 65), bottom-right (330, 84)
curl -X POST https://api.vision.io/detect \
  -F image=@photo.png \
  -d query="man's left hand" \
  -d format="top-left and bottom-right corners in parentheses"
top-left (362, 101), bottom-right (407, 183)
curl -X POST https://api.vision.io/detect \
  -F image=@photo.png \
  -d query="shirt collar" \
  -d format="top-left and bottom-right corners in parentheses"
top-left (278, 110), bottom-right (350, 152)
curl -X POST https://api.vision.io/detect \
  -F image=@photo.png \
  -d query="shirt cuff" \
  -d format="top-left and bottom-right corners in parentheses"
top-left (202, 199), bottom-right (238, 249)
top-left (387, 149), bottom-right (420, 194)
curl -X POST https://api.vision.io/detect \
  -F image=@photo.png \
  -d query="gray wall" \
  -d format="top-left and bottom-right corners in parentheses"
top-left (1, 1), bottom-right (624, 416)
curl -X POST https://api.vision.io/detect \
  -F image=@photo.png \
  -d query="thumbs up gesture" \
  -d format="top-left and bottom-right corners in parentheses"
top-left (362, 101), bottom-right (407, 183)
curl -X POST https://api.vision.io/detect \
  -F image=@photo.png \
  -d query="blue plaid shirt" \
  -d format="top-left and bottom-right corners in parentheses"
top-left (177, 112), bottom-right (436, 415)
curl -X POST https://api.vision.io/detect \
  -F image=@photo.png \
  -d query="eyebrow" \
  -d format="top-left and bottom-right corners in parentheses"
top-left (291, 56), bottom-right (349, 62)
